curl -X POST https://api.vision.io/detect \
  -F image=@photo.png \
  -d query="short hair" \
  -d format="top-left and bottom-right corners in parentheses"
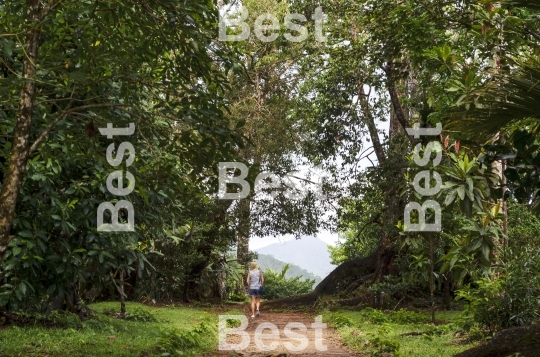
top-left (250, 261), bottom-right (258, 270)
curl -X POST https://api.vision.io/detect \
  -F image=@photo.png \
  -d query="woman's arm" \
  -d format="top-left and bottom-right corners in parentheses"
top-left (260, 271), bottom-right (264, 285)
top-left (246, 272), bottom-right (250, 286)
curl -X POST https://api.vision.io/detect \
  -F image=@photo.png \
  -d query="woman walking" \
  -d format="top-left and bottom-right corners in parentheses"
top-left (246, 261), bottom-right (264, 318)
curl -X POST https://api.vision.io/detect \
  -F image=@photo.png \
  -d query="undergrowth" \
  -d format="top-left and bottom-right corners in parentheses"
top-left (326, 308), bottom-right (477, 357)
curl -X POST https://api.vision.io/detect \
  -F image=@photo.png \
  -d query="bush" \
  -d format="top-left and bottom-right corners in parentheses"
top-left (421, 323), bottom-right (453, 337)
top-left (330, 313), bottom-right (354, 328)
top-left (358, 307), bottom-right (427, 326)
top-left (456, 248), bottom-right (540, 332)
top-left (262, 265), bottom-right (315, 300)
top-left (124, 307), bottom-right (158, 322)
top-left (12, 310), bottom-right (84, 329)
top-left (368, 309), bottom-right (390, 325)
top-left (158, 321), bottom-right (215, 357)
top-left (368, 336), bottom-right (400, 357)
top-left (366, 324), bottom-right (400, 357)
top-left (228, 293), bottom-right (249, 302)
top-left (388, 309), bottom-right (427, 324)
top-left (368, 275), bottom-right (413, 307)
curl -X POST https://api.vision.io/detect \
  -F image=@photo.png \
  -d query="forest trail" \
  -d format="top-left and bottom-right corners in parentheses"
top-left (206, 311), bottom-right (360, 357)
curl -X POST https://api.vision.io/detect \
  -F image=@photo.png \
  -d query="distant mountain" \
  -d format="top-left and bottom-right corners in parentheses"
top-left (256, 253), bottom-right (322, 284)
top-left (255, 237), bottom-right (336, 280)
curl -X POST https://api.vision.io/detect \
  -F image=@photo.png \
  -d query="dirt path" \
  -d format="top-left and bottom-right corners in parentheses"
top-left (205, 309), bottom-right (360, 357)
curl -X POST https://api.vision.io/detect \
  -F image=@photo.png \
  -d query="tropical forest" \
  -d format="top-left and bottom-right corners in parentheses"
top-left (1, 0), bottom-right (540, 356)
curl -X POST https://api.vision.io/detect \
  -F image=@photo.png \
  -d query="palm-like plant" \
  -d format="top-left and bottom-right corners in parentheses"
top-left (448, 62), bottom-right (540, 137)
top-left (440, 150), bottom-right (499, 217)
top-left (447, 0), bottom-right (540, 137)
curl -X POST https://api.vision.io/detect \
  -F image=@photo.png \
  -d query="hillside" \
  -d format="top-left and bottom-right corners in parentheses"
top-left (256, 253), bottom-right (322, 284)
top-left (255, 236), bottom-right (336, 279)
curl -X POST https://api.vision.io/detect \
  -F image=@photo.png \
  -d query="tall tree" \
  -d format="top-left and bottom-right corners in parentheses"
top-left (0, 0), bottom-right (238, 265)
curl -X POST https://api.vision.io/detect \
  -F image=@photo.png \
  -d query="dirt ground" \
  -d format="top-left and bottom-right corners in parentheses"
top-left (204, 308), bottom-right (360, 357)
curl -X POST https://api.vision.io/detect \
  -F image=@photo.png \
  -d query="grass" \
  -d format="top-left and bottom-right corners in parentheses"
top-left (0, 302), bottom-right (216, 357)
top-left (0, 302), bottom-right (481, 357)
top-left (323, 308), bottom-right (478, 357)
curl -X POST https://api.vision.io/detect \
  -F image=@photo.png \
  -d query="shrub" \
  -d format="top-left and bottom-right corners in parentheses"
top-left (158, 321), bottom-right (215, 357)
top-left (368, 336), bottom-right (400, 357)
top-left (359, 307), bottom-right (427, 325)
top-left (262, 265), bottom-right (315, 300)
top-left (422, 323), bottom-right (453, 337)
top-left (388, 309), bottom-right (427, 324)
top-left (228, 293), bottom-right (249, 302)
top-left (361, 308), bottom-right (389, 325)
top-left (456, 248), bottom-right (540, 332)
top-left (366, 324), bottom-right (400, 357)
top-left (368, 275), bottom-right (413, 308)
top-left (48, 310), bottom-right (83, 329)
top-left (124, 307), bottom-right (158, 322)
top-left (330, 313), bottom-right (354, 328)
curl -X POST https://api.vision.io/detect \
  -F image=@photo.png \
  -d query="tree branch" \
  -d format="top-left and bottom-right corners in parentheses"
top-left (29, 103), bottom-right (128, 154)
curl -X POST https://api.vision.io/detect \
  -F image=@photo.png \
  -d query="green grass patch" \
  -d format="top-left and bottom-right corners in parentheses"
top-left (0, 302), bottom-right (216, 357)
top-left (324, 308), bottom-right (478, 357)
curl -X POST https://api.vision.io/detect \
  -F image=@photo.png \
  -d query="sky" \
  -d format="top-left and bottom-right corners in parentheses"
top-left (249, 229), bottom-right (340, 250)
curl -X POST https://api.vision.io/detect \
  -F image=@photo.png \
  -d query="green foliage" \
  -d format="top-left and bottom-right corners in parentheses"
top-left (331, 175), bottom-right (383, 264)
top-left (0, 302), bottom-right (213, 356)
top-left (368, 276), bottom-right (414, 303)
top-left (257, 253), bottom-right (322, 284)
top-left (456, 248), bottom-right (540, 332)
top-left (124, 307), bottom-right (158, 322)
top-left (508, 204), bottom-right (540, 245)
top-left (389, 309), bottom-right (428, 325)
top-left (330, 313), bottom-right (354, 328)
top-left (439, 151), bottom-right (497, 217)
top-left (365, 323), bottom-right (401, 357)
top-left (421, 324), bottom-right (454, 337)
top-left (158, 321), bottom-right (215, 357)
top-left (359, 308), bottom-right (427, 325)
top-left (0, 0), bottom-right (243, 312)
top-left (368, 336), bottom-right (401, 357)
top-left (482, 131), bottom-right (540, 214)
top-left (331, 309), bottom-right (471, 357)
top-left (225, 318), bottom-right (241, 329)
top-left (366, 308), bottom-right (390, 325)
top-left (9, 309), bottom-right (84, 329)
top-left (464, 324), bottom-right (488, 343)
top-left (228, 293), bottom-right (249, 303)
top-left (262, 264), bottom-right (316, 300)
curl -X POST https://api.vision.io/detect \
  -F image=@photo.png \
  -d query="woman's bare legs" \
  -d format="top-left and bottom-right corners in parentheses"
top-left (256, 297), bottom-right (261, 314)
top-left (251, 295), bottom-right (256, 316)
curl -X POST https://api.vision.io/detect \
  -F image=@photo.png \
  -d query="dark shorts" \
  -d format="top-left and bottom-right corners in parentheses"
top-left (249, 289), bottom-right (260, 297)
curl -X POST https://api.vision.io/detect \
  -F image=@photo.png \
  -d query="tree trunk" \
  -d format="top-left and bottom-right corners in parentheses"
top-left (150, 269), bottom-right (157, 301)
top-left (357, 83), bottom-right (386, 165)
top-left (389, 110), bottom-right (404, 138)
top-left (119, 271), bottom-right (126, 317)
top-left (0, 0), bottom-right (42, 266)
top-left (383, 62), bottom-right (412, 143)
top-left (429, 233), bottom-right (436, 323)
top-left (236, 196), bottom-right (251, 265)
top-left (371, 62), bottom-right (411, 295)
top-left (443, 275), bottom-right (451, 308)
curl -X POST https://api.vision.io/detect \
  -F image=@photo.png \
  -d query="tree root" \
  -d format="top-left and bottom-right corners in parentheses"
top-left (453, 324), bottom-right (540, 357)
